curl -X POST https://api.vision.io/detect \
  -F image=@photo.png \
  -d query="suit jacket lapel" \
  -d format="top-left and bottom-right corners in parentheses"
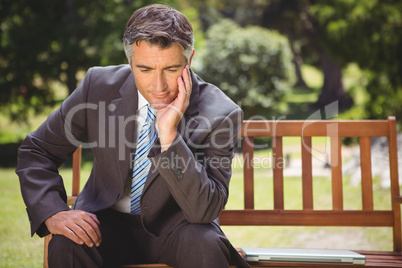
top-left (109, 74), bottom-right (138, 185)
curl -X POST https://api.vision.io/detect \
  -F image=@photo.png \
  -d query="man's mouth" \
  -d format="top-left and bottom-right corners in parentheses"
top-left (152, 92), bottom-right (170, 99)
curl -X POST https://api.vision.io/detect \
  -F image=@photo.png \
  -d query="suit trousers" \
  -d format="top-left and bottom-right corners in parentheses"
top-left (48, 208), bottom-right (239, 268)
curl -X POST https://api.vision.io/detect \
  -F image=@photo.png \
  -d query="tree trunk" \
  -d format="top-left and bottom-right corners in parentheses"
top-left (300, 8), bottom-right (353, 110)
top-left (67, 61), bottom-right (77, 95)
top-left (289, 38), bottom-right (309, 89)
top-left (317, 50), bottom-right (343, 104)
top-left (313, 49), bottom-right (353, 109)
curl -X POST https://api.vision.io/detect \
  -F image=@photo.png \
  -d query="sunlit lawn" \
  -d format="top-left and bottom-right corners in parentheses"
top-left (0, 167), bottom-right (91, 268)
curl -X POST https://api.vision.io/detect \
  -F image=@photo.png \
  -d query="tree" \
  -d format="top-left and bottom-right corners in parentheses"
top-left (0, 0), bottom-right (158, 122)
top-left (195, 0), bottom-right (402, 124)
top-left (308, 0), bottom-right (402, 123)
top-left (196, 19), bottom-right (295, 118)
top-left (193, 0), bottom-right (354, 110)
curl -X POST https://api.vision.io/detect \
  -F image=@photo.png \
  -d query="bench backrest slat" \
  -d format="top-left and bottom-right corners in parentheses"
top-left (243, 137), bottom-right (255, 209)
top-left (72, 145), bottom-right (82, 197)
top-left (360, 136), bottom-right (374, 211)
top-left (388, 118), bottom-right (401, 251)
top-left (331, 136), bottom-right (343, 210)
top-left (301, 137), bottom-right (313, 210)
top-left (272, 136), bottom-right (284, 210)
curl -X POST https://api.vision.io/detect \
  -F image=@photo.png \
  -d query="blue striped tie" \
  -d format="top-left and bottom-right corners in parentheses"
top-left (131, 104), bottom-right (157, 215)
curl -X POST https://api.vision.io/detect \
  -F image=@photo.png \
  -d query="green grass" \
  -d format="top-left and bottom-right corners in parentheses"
top-left (0, 166), bottom-right (91, 268)
top-left (0, 169), bottom-right (43, 268)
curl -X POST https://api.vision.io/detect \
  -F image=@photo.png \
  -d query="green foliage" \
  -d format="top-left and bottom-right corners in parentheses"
top-left (0, 0), bottom-right (160, 123)
top-left (197, 19), bottom-right (295, 118)
top-left (309, 0), bottom-right (402, 124)
top-left (365, 73), bottom-right (402, 122)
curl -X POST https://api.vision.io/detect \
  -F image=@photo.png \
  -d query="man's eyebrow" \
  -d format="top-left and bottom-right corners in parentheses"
top-left (135, 64), bottom-right (152, 69)
top-left (135, 64), bottom-right (183, 69)
top-left (164, 64), bottom-right (183, 69)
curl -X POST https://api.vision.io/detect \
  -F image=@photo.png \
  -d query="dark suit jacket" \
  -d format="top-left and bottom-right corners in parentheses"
top-left (16, 64), bottom-right (243, 240)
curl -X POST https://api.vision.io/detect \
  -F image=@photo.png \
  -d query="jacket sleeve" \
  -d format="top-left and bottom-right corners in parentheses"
top-left (15, 69), bottom-right (92, 237)
top-left (149, 107), bottom-right (243, 223)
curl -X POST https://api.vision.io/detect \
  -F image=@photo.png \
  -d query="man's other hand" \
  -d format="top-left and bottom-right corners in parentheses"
top-left (45, 210), bottom-right (102, 247)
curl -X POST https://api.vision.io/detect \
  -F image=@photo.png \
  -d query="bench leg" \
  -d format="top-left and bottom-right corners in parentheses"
top-left (43, 234), bottom-right (52, 268)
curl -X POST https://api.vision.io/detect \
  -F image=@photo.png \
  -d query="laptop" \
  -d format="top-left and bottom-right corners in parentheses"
top-left (241, 247), bottom-right (366, 265)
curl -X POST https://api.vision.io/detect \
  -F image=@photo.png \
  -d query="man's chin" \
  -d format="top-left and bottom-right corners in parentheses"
top-left (150, 102), bottom-right (169, 110)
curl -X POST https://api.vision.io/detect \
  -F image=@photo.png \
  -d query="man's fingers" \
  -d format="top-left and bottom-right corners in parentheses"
top-left (83, 214), bottom-right (102, 246)
top-left (87, 212), bottom-right (100, 225)
top-left (67, 220), bottom-right (99, 247)
top-left (45, 210), bottom-right (102, 247)
top-left (62, 228), bottom-right (84, 245)
top-left (86, 212), bottom-right (102, 244)
top-left (177, 76), bottom-right (186, 97)
top-left (183, 65), bottom-right (192, 95)
top-left (74, 212), bottom-right (101, 247)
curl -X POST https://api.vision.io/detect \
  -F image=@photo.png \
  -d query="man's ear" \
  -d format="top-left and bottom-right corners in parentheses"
top-left (189, 50), bottom-right (195, 66)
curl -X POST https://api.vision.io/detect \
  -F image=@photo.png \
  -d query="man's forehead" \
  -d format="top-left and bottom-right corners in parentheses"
top-left (131, 41), bottom-right (186, 65)
top-left (133, 41), bottom-right (183, 53)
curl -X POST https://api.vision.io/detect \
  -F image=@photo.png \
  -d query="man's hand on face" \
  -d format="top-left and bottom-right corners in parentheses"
top-left (45, 210), bottom-right (102, 247)
top-left (156, 65), bottom-right (192, 152)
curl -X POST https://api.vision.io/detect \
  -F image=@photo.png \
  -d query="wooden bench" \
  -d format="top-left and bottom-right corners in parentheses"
top-left (44, 117), bottom-right (402, 267)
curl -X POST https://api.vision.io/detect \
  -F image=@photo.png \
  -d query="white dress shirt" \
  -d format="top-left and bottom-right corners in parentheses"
top-left (111, 91), bottom-right (150, 213)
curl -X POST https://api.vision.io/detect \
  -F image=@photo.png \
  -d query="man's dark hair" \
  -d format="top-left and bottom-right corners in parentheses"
top-left (123, 4), bottom-right (194, 64)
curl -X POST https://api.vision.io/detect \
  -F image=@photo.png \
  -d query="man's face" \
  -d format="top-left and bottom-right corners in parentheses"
top-left (130, 41), bottom-right (189, 110)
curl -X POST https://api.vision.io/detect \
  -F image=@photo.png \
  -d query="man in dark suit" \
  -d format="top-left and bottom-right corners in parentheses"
top-left (16, 4), bottom-right (249, 268)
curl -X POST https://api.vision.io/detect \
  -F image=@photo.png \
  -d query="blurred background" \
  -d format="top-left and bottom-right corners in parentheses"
top-left (1, 0), bottom-right (401, 267)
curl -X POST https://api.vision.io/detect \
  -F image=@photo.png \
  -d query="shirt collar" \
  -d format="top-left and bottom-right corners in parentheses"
top-left (137, 90), bottom-right (149, 111)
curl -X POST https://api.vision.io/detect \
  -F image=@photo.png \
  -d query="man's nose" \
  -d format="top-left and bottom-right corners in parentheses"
top-left (153, 72), bottom-right (167, 92)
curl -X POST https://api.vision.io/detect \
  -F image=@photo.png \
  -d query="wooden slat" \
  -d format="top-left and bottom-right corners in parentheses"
top-left (219, 210), bottom-right (394, 227)
top-left (272, 136), bottom-right (284, 210)
top-left (240, 120), bottom-right (390, 137)
top-left (388, 117), bottom-right (402, 252)
top-left (243, 137), bottom-right (254, 209)
top-left (301, 137), bottom-right (313, 210)
top-left (331, 136), bottom-right (343, 210)
top-left (43, 235), bottom-right (51, 268)
top-left (72, 145), bottom-right (82, 197)
top-left (360, 136), bottom-right (374, 211)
